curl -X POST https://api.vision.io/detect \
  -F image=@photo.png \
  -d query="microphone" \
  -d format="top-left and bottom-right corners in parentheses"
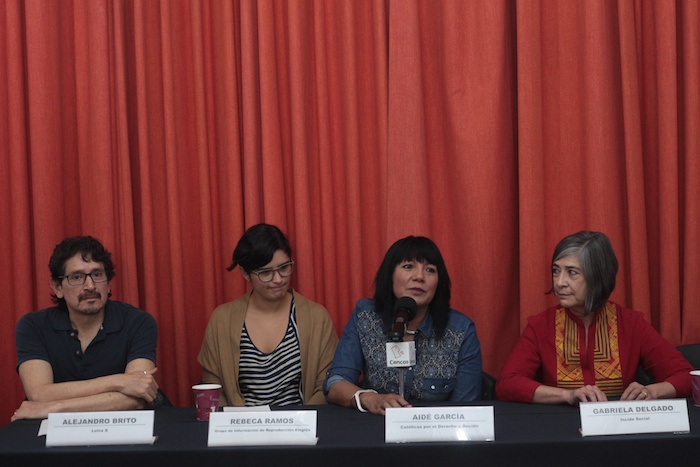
top-left (389, 296), bottom-right (417, 342)
top-left (386, 296), bottom-right (418, 399)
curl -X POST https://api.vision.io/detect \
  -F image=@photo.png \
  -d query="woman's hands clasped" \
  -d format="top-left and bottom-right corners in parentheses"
top-left (566, 385), bottom-right (608, 405)
top-left (565, 381), bottom-right (666, 406)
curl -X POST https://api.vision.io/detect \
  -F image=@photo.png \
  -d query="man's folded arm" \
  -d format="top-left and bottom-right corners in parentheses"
top-left (18, 358), bottom-right (158, 404)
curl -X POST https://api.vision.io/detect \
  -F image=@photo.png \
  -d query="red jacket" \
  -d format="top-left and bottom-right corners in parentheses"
top-left (496, 302), bottom-right (693, 403)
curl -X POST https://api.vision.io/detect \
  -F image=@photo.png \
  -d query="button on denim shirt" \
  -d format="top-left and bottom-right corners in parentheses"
top-left (324, 299), bottom-right (482, 402)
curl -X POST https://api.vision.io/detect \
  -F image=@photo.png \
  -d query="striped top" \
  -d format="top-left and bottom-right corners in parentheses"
top-left (238, 299), bottom-right (303, 406)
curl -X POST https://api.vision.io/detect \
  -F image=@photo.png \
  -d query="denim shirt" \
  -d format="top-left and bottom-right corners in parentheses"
top-left (324, 298), bottom-right (482, 402)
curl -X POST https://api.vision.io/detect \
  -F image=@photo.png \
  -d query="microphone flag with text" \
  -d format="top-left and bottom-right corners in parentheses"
top-left (386, 297), bottom-right (417, 398)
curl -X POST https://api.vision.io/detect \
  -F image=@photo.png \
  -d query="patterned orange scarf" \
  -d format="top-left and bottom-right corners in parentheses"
top-left (555, 302), bottom-right (623, 396)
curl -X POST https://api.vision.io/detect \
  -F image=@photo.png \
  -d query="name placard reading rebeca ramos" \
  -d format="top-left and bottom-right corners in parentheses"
top-left (579, 399), bottom-right (689, 437)
top-left (207, 410), bottom-right (317, 446)
top-left (46, 411), bottom-right (155, 447)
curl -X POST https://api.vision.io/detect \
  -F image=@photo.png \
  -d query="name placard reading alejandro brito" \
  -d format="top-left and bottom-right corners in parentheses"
top-left (579, 399), bottom-right (689, 436)
top-left (46, 411), bottom-right (155, 447)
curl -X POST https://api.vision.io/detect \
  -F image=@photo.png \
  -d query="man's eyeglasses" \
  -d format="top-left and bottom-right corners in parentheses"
top-left (58, 270), bottom-right (108, 286)
top-left (251, 261), bottom-right (295, 283)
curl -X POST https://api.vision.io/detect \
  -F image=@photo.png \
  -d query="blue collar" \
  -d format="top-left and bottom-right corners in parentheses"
top-left (415, 311), bottom-right (434, 336)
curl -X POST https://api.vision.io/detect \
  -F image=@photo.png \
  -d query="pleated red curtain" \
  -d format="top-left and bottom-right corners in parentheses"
top-left (1, 0), bottom-right (699, 423)
top-left (514, 0), bottom-right (700, 348)
top-left (387, 0), bottom-right (520, 386)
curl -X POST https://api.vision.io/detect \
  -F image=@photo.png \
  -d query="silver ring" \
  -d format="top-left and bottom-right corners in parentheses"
top-left (143, 370), bottom-right (148, 375)
top-left (642, 391), bottom-right (648, 397)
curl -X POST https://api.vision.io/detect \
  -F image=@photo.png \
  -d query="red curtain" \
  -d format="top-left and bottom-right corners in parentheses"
top-left (1, 0), bottom-right (698, 423)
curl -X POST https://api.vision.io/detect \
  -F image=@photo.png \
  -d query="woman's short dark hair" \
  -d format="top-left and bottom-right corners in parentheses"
top-left (227, 224), bottom-right (292, 273)
top-left (550, 230), bottom-right (618, 315)
top-left (49, 236), bottom-right (116, 306)
top-left (373, 236), bottom-right (451, 339)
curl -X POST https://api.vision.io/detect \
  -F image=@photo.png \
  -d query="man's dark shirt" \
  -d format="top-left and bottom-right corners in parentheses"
top-left (16, 300), bottom-right (157, 382)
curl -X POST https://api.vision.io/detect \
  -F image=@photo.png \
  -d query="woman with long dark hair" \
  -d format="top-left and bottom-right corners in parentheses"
top-left (324, 236), bottom-right (482, 415)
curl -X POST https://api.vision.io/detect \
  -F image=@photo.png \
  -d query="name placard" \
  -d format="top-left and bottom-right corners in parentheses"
top-left (385, 406), bottom-right (495, 443)
top-left (45, 411), bottom-right (155, 447)
top-left (207, 410), bottom-right (318, 446)
top-left (579, 399), bottom-right (689, 437)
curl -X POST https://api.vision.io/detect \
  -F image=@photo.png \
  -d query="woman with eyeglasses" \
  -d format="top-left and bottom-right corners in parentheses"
top-left (197, 224), bottom-right (338, 406)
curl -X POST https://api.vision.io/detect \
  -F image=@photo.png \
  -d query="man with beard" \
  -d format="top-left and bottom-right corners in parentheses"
top-left (12, 236), bottom-right (159, 420)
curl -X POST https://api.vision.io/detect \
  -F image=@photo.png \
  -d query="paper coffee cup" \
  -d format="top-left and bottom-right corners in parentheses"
top-left (192, 383), bottom-right (222, 421)
top-left (690, 370), bottom-right (700, 407)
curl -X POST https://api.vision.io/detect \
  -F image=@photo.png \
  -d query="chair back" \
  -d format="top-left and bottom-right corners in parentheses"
top-left (677, 344), bottom-right (700, 369)
top-left (481, 371), bottom-right (497, 400)
top-left (637, 343), bottom-right (700, 385)
top-left (153, 389), bottom-right (174, 408)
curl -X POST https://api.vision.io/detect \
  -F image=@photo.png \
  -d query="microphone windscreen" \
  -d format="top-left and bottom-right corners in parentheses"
top-left (394, 296), bottom-right (417, 319)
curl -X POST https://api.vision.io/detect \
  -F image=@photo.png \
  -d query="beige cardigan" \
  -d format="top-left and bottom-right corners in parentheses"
top-left (197, 290), bottom-right (338, 406)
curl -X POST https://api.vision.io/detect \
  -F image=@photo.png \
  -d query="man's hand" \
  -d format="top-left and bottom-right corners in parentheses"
top-left (119, 367), bottom-right (159, 404)
top-left (11, 400), bottom-right (56, 421)
top-left (10, 390), bottom-right (147, 422)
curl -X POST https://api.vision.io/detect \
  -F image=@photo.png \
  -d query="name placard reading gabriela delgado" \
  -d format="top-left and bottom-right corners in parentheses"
top-left (207, 411), bottom-right (318, 447)
top-left (579, 399), bottom-right (689, 437)
top-left (385, 406), bottom-right (495, 443)
top-left (46, 411), bottom-right (155, 447)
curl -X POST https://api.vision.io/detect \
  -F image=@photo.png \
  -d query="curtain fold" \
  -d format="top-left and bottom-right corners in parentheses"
top-left (1, 0), bottom-right (698, 421)
top-left (388, 0), bottom-right (520, 381)
top-left (679, 0), bottom-right (700, 343)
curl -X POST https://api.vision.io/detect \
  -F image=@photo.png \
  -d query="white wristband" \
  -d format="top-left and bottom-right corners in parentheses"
top-left (352, 389), bottom-right (378, 412)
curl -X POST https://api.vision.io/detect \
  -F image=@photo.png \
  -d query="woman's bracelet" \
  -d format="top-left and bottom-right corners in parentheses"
top-left (352, 389), bottom-right (378, 412)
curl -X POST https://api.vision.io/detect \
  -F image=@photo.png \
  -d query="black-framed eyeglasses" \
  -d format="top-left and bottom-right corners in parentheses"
top-left (58, 270), bottom-right (108, 286)
top-left (251, 261), bottom-right (295, 283)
